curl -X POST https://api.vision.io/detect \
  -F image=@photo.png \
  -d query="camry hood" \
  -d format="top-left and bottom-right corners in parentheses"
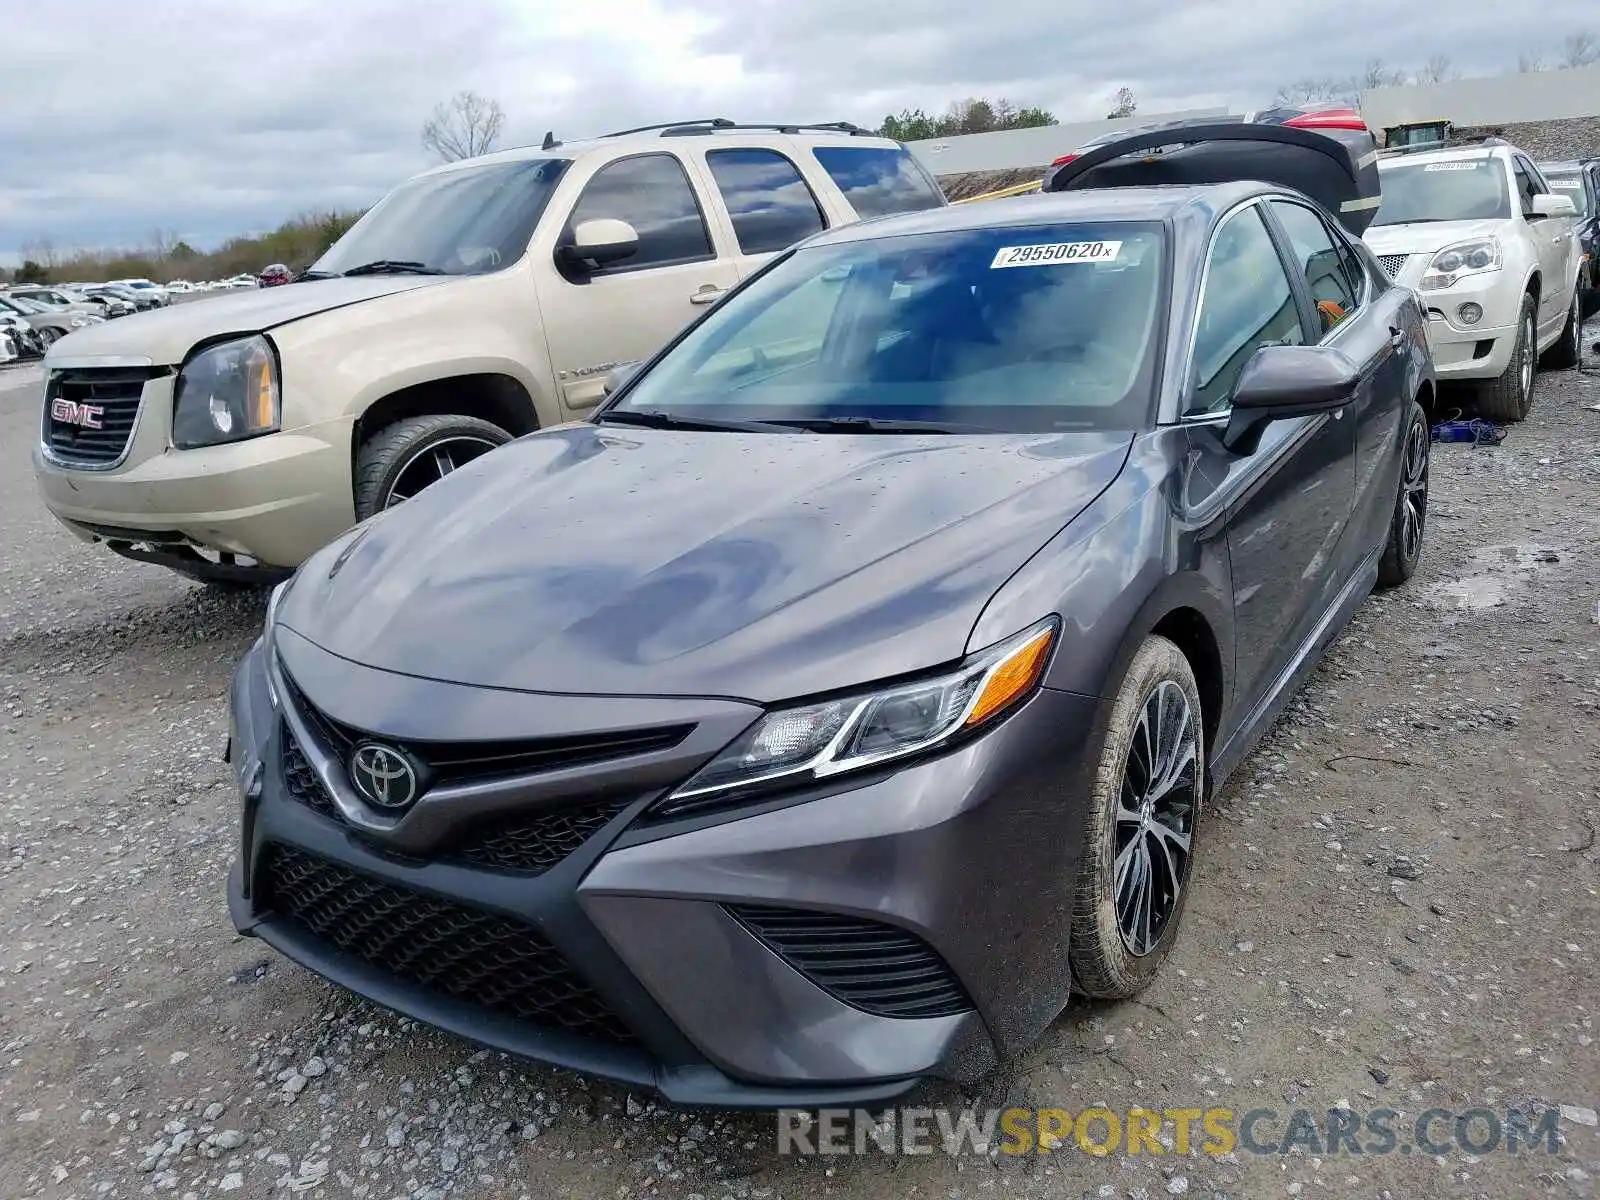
top-left (1363, 217), bottom-right (1505, 257)
top-left (279, 424), bottom-right (1132, 703)
top-left (47, 275), bottom-right (448, 366)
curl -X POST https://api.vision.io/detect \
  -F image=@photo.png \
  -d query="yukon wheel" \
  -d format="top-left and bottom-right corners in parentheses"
top-left (1475, 293), bottom-right (1536, 424)
top-left (1376, 401), bottom-right (1430, 588)
top-left (1069, 636), bottom-right (1204, 999)
top-left (354, 414), bottom-right (513, 519)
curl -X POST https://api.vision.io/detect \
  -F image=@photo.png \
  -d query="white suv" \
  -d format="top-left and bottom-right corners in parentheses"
top-left (1366, 141), bottom-right (1583, 421)
top-left (32, 120), bottom-right (947, 584)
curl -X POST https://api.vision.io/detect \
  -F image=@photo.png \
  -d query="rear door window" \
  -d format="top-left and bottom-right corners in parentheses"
top-left (704, 149), bottom-right (827, 254)
top-left (810, 146), bottom-right (946, 220)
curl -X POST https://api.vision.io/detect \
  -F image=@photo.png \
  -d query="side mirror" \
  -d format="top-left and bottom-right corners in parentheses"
top-left (1529, 193), bottom-right (1576, 219)
top-left (602, 361), bottom-right (642, 397)
top-left (562, 218), bottom-right (640, 268)
top-left (1222, 344), bottom-right (1361, 454)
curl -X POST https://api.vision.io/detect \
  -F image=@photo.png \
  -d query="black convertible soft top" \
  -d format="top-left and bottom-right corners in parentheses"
top-left (1043, 122), bottom-right (1381, 237)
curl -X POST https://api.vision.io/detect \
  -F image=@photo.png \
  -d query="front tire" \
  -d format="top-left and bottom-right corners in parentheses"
top-left (1069, 636), bottom-right (1204, 1000)
top-left (1377, 401), bottom-right (1429, 589)
top-left (354, 414), bottom-right (513, 519)
top-left (1541, 284), bottom-right (1581, 370)
top-left (1475, 293), bottom-right (1535, 423)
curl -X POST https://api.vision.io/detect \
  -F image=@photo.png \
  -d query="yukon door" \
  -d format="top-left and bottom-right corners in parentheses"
top-left (534, 152), bottom-right (740, 413)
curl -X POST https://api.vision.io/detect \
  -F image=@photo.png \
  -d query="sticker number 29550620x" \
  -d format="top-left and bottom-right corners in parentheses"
top-left (990, 241), bottom-right (1122, 269)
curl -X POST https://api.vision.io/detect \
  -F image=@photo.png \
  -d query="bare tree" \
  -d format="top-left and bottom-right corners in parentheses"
top-left (1517, 51), bottom-right (1547, 72)
top-left (1415, 55), bottom-right (1460, 84)
top-left (1274, 77), bottom-right (1352, 106)
top-left (1106, 86), bottom-right (1137, 119)
top-left (1560, 30), bottom-right (1599, 67)
top-left (1358, 59), bottom-right (1408, 90)
top-left (421, 91), bottom-right (506, 163)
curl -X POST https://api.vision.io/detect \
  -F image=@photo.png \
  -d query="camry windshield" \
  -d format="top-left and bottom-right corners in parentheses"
top-left (1372, 159), bottom-right (1512, 225)
top-left (1544, 172), bottom-right (1592, 216)
top-left (611, 222), bottom-right (1166, 433)
top-left (311, 158), bottom-right (571, 277)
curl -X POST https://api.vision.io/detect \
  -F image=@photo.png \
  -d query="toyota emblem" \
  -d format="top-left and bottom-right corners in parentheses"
top-left (348, 742), bottom-right (420, 810)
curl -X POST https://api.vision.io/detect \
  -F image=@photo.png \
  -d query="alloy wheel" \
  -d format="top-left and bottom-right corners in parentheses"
top-left (382, 435), bottom-right (501, 509)
top-left (1115, 680), bottom-right (1199, 956)
top-left (1519, 314), bottom-right (1535, 400)
top-left (1400, 416), bottom-right (1429, 562)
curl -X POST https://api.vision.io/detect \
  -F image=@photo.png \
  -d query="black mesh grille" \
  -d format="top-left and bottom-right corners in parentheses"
top-left (259, 844), bottom-right (636, 1044)
top-left (277, 724), bottom-right (629, 875)
top-left (728, 904), bottom-right (973, 1019)
top-left (43, 367), bottom-right (160, 465)
top-left (280, 668), bottom-right (690, 788)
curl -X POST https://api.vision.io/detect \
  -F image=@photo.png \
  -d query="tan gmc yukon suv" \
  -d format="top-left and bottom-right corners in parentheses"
top-left (32, 119), bottom-right (947, 583)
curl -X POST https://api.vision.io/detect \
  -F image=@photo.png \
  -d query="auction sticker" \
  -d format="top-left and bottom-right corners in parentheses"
top-left (991, 241), bottom-right (1121, 268)
top-left (1422, 162), bottom-right (1480, 172)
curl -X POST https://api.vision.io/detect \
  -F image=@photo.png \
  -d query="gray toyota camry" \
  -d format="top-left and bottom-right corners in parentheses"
top-left (227, 126), bottom-right (1435, 1106)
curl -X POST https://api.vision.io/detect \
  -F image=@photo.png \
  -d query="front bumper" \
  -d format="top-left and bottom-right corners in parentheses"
top-left (226, 630), bottom-right (1102, 1106)
top-left (1407, 272), bottom-right (1523, 382)
top-left (32, 371), bottom-right (356, 570)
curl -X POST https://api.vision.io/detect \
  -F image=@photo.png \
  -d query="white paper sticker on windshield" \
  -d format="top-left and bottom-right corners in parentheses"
top-left (990, 240), bottom-right (1122, 269)
top-left (1550, 179), bottom-right (1581, 188)
top-left (1422, 162), bottom-right (1481, 172)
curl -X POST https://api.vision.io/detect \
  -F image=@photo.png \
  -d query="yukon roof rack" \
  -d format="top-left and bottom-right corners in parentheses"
top-left (658, 120), bottom-right (875, 138)
top-left (602, 118), bottom-right (738, 137)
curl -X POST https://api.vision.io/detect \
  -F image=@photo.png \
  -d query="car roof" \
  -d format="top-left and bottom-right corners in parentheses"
top-left (803, 181), bottom-right (1269, 248)
top-left (411, 122), bottom-right (903, 182)
top-left (1379, 144), bottom-right (1505, 168)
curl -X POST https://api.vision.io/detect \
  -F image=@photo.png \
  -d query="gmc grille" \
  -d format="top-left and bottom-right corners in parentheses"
top-left (42, 367), bottom-right (163, 466)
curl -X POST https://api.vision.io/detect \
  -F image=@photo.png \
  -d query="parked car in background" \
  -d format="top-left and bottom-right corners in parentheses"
top-left (0, 313), bottom-right (47, 360)
top-left (0, 293), bottom-right (102, 347)
top-left (6, 285), bottom-right (116, 323)
top-left (0, 326), bottom-right (16, 365)
top-left (114, 278), bottom-right (171, 306)
top-left (63, 287), bottom-right (136, 318)
top-left (82, 282), bottom-right (158, 311)
top-left (226, 126), bottom-right (1434, 1104)
top-left (1539, 157), bottom-right (1599, 317)
top-left (257, 263), bottom-right (292, 287)
top-left (32, 118), bottom-right (949, 584)
top-left (1366, 141), bottom-right (1582, 422)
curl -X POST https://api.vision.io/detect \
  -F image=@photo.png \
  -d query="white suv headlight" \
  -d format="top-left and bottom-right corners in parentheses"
top-left (172, 335), bottom-right (281, 449)
top-left (1420, 238), bottom-right (1502, 291)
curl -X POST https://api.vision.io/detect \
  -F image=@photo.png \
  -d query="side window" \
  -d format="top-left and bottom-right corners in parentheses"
top-left (810, 146), bottom-right (945, 221)
top-left (1268, 200), bottom-right (1360, 337)
top-left (1512, 161), bottom-right (1538, 217)
top-left (704, 149), bottom-right (827, 255)
top-left (1187, 206), bottom-right (1304, 416)
top-left (564, 154), bottom-right (713, 273)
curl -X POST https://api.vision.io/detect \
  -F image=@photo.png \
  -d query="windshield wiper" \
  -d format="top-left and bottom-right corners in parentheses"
top-left (294, 269), bottom-right (337, 281)
top-left (770, 416), bottom-right (985, 434)
top-left (340, 260), bottom-right (446, 277)
top-left (594, 408), bottom-right (796, 434)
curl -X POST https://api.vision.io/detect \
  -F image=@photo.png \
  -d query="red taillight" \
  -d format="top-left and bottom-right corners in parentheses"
top-left (1050, 152), bottom-right (1080, 167)
top-left (1284, 108), bottom-right (1368, 131)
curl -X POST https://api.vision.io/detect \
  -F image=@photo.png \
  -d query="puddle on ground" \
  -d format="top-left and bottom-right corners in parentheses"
top-left (1421, 543), bottom-right (1561, 611)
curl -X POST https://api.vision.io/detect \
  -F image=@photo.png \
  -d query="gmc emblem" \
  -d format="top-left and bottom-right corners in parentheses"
top-left (50, 398), bottom-right (104, 429)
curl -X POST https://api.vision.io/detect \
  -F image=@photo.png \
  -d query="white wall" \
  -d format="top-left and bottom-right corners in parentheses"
top-left (1361, 63), bottom-right (1600, 131)
top-left (906, 108), bottom-right (1232, 174)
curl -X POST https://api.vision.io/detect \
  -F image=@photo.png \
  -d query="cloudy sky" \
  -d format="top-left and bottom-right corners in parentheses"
top-left (3, 0), bottom-right (1595, 262)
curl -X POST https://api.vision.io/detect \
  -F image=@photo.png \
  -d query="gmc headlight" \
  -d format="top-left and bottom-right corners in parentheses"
top-left (654, 618), bottom-right (1058, 818)
top-left (172, 335), bottom-right (280, 449)
top-left (1420, 238), bottom-right (1501, 291)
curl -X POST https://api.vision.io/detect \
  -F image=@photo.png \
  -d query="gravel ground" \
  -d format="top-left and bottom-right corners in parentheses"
top-left (1, 336), bottom-right (1597, 1200)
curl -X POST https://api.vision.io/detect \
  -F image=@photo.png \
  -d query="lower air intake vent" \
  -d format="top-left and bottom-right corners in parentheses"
top-left (260, 845), bottom-right (636, 1044)
top-left (727, 904), bottom-right (973, 1019)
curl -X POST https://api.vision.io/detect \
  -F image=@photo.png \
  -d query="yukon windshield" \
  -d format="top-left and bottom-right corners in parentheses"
top-left (608, 222), bottom-right (1167, 434)
top-left (1372, 159), bottom-right (1512, 225)
top-left (310, 158), bottom-right (571, 278)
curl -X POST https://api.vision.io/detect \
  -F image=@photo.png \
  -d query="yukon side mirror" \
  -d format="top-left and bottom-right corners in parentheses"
top-left (1222, 344), bottom-right (1361, 454)
top-left (1529, 193), bottom-right (1576, 219)
top-left (602, 361), bottom-right (643, 397)
top-left (561, 218), bottom-right (640, 269)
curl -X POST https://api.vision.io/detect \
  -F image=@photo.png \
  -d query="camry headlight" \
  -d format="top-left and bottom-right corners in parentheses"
top-left (1420, 238), bottom-right (1501, 291)
top-left (654, 618), bottom-right (1058, 818)
top-left (172, 334), bottom-right (280, 449)
top-left (261, 578), bottom-right (291, 709)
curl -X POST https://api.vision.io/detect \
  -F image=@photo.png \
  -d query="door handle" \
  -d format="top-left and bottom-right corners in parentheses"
top-left (690, 285), bottom-right (726, 305)
top-left (1388, 325), bottom-right (1405, 348)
